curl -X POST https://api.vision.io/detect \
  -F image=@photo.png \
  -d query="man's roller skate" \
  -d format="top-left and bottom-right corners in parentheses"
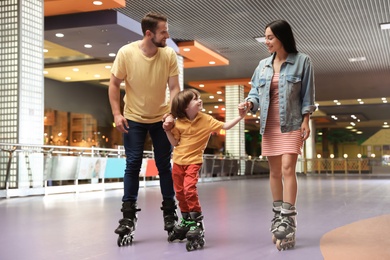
top-left (168, 212), bottom-right (191, 242)
top-left (161, 200), bottom-right (178, 236)
top-left (114, 201), bottom-right (141, 247)
top-left (185, 212), bottom-right (205, 251)
top-left (270, 200), bottom-right (283, 244)
top-left (273, 202), bottom-right (297, 251)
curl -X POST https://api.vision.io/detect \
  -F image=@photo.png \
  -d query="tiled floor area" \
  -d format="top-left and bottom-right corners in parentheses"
top-left (1, 174), bottom-right (390, 260)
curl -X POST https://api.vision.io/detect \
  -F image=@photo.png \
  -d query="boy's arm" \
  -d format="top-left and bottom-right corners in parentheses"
top-left (222, 103), bottom-right (248, 130)
top-left (222, 116), bottom-right (245, 130)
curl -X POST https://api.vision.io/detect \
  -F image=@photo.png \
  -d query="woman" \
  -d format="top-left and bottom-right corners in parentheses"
top-left (242, 20), bottom-right (316, 250)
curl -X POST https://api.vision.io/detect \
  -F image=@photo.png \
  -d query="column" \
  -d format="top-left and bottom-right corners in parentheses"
top-left (225, 85), bottom-right (246, 175)
top-left (0, 0), bottom-right (44, 189)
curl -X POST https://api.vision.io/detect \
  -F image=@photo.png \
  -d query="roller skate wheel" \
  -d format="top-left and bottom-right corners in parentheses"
top-left (117, 234), bottom-right (133, 247)
top-left (276, 239), bottom-right (283, 251)
top-left (199, 238), bottom-right (205, 248)
top-left (272, 234), bottom-right (277, 244)
top-left (186, 241), bottom-right (194, 251)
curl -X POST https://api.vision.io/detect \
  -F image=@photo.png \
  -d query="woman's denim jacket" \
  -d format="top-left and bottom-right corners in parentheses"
top-left (246, 52), bottom-right (316, 135)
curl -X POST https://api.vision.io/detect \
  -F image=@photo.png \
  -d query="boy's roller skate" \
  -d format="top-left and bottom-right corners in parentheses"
top-left (185, 212), bottom-right (205, 251)
top-left (168, 212), bottom-right (191, 242)
top-left (270, 200), bottom-right (283, 244)
top-left (273, 202), bottom-right (297, 251)
top-left (161, 200), bottom-right (178, 236)
top-left (114, 201), bottom-right (141, 247)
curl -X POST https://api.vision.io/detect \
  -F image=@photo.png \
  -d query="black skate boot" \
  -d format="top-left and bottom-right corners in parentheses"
top-left (185, 212), bottom-right (205, 251)
top-left (115, 201), bottom-right (141, 247)
top-left (168, 212), bottom-right (191, 242)
top-left (161, 200), bottom-right (178, 235)
top-left (271, 200), bottom-right (283, 244)
top-left (273, 202), bottom-right (297, 251)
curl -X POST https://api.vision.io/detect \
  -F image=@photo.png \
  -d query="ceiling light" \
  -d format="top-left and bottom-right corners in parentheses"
top-left (43, 71), bottom-right (48, 74)
top-left (93, 1), bottom-right (103, 5)
top-left (84, 44), bottom-right (92, 48)
top-left (255, 36), bottom-right (266, 43)
top-left (214, 105), bottom-right (219, 109)
top-left (348, 57), bottom-right (366, 62)
top-left (199, 84), bottom-right (204, 88)
top-left (105, 65), bottom-right (111, 69)
top-left (208, 111), bottom-right (212, 114)
top-left (209, 96), bottom-right (214, 99)
top-left (380, 22), bottom-right (390, 30)
top-left (216, 91), bottom-right (222, 94)
top-left (43, 49), bottom-right (48, 53)
top-left (221, 108), bottom-right (226, 111)
top-left (94, 74), bottom-right (100, 78)
top-left (183, 48), bottom-right (190, 52)
top-left (209, 61), bottom-right (216, 65)
top-left (336, 102), bottom-right (341, 105)
top-left (333, 100), bottom-right (338, 103)
top-left (73, 68), bottom-right (79, 72)
top-left (218, 99), bottom-right (223, 102)
top-left (55, 33), bottom-right (64, 38)
top-left (356, 131), bottom-right (363, 134)
top-left (109, 53), bottom-right (116, 57)
top-left (346, 126), bottom-right (353, 129)
top-left (383, 125), bottom-right (390, 128)
top-left (65, 77), bottom-right (71, 80)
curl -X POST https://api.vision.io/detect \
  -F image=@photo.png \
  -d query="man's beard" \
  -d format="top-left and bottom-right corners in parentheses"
top-left (152, 36), bottom-right (166, 48)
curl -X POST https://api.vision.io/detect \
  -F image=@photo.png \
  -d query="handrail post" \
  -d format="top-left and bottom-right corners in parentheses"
top-left (3, 146), bottom-right (18, 198)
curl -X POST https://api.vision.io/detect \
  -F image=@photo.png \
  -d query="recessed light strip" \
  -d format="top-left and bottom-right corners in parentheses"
top-left (380, 22), bottom-right (390, 30)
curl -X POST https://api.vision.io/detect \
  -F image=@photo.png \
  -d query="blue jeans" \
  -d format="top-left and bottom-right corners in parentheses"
top-left (122, 119), bottom-right (175, 202)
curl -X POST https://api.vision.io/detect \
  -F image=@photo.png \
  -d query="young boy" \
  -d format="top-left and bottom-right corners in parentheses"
top-left (163, 88), bottom-right (248, 251)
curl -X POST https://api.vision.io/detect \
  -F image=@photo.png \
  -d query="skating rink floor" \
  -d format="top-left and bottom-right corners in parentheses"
top-left (1, 174), bottom-right (390, 260)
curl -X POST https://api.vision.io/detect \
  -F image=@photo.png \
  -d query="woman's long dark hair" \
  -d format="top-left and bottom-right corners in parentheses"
top-left (266, 20), bottom-right (298, 53)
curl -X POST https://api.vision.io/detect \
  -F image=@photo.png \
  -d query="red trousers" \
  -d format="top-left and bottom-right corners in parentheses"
top-left (172, 163), bottom-right (202, 213)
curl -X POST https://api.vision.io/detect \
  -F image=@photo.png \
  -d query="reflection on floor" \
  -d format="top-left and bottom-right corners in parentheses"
top-left (1, 174), bottom-right (390, 260)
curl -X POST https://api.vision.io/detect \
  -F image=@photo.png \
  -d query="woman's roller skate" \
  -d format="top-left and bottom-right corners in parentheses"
top-left (168, 212), bottom-right (191, 242)
top-left (115, 201), bottom-right (141, 247)
top-left (185, 212), bottom-right (205, 251)
top-left (270, 201), bottom-right (283, 244)
top-left (273, 202), bottom-right (297, 251)
top-left (161, 200), bottom-right (178, 236)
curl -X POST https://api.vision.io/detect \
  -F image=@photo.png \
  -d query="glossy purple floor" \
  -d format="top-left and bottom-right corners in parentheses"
top-left (1, 174), bottom-right (390, 260)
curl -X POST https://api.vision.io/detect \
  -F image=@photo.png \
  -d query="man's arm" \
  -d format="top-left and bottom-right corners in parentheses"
top-left (163, 75), bottom-right (180, 131)
top-left (108, 74), bottom-right (128, 133)
top-left (167, 75), bottom-right (180, 106)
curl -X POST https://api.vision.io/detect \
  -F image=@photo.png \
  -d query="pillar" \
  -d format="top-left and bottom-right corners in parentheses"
top-left (0, 0), bottom-right (44, 189)
top-left (225, 85), bottom-right (246, 174)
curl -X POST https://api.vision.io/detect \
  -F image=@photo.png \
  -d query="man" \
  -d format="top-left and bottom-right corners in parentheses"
top-left (108, 12), bottom-right (180, 245)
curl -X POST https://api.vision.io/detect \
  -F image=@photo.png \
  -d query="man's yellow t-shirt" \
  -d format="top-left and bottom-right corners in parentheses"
top-left (171, 113), bottom-right (224, 165)
top-left (111, 41), bottom-right (179, 123)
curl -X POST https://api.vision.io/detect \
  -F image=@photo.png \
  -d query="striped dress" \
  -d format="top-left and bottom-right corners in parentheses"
top-left (262, 73), bottom-right (303, 156)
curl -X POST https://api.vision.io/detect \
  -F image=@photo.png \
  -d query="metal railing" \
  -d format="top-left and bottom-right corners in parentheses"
top-left (1, 142), bottom-right (389, 198)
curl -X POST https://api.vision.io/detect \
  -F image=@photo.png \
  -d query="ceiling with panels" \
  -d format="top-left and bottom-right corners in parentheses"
top-left (43, 0), bottom-right (390, 141)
